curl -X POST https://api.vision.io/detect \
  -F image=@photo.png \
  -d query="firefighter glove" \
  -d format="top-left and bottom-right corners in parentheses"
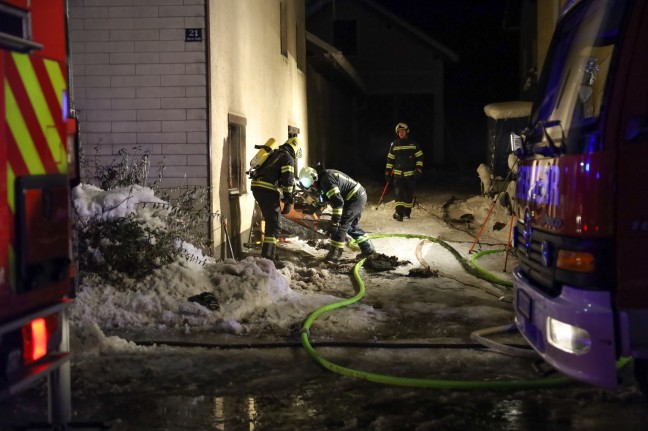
top-left (326, 222), bottom-right (340, 236)
top-left (282, 193), bottom-right (294, 205)
top-left (281, 202), bottom-right (292, 214)
top-left (414, 169), bottom-right (422, 181)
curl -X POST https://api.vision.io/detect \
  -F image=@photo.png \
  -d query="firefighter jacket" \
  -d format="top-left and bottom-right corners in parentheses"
top-left (385, 137), bottom-right (424, 178)
top-left (250, 146), bottom-right (296, 196)
top-left (318, 169), bottom-right (364, 223)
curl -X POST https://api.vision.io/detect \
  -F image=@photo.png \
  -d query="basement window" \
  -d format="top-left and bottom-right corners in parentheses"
top-left (228, 114), bottom-right (247, 196)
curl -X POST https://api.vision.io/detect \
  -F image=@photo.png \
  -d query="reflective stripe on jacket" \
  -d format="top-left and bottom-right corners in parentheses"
top-left (385, 137), bottom-right (424, 177)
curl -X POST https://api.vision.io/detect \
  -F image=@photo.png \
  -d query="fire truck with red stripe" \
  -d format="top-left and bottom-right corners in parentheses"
top-left (0, 0), bottom-right (79, 424)
top-left (513, 0), bottom-right (648, 396)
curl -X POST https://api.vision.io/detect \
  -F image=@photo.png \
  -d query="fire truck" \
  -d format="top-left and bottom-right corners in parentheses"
top-left (0, 0), bottom-right (79, 425)
top-left (513, 0), bottom-right (648, 395)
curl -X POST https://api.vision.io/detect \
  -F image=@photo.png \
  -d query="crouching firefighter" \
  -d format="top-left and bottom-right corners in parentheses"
top-left (298, 166), bottom-right (376, 261)
top-left (251, 137), bottom-right (302, 261)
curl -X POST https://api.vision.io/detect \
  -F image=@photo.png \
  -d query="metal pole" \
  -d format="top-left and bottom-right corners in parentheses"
top-left (503, 212), bottom-right (516, 272)
top-left (468, 199), bottom-right (497, 254)
top-left (48, 308), bottom-right (72, 427)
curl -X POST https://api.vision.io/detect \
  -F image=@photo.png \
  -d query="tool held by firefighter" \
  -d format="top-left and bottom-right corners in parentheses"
top-left (376, 170), bottom-right (393, 210)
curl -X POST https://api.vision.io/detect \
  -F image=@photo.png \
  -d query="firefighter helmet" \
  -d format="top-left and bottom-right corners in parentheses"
top-left (285, 137), bottom-right (303, 158)
top-left (298, 166), bottom-right (318, 189)
top-left (395, 122), bottom-right (409, 134)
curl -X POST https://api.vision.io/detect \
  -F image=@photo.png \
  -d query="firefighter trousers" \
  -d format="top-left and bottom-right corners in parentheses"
top-left (329, 190), bottom-right (375, 254)
top-left (393, 176), bottom-right (416, 217)
top-left (252, 187), bottom-right (281, 257)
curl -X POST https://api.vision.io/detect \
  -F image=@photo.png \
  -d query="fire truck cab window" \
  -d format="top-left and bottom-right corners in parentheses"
top-left (0, 4), bottom-right (28, 36)
top-left (530, 0), bottom-right (626, 155)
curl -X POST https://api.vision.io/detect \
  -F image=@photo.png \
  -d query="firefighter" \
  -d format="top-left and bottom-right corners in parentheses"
top-left (299, 165), bottom-right (376, 261)
top-left (251, 137), bottom-right (302, 261)
top-left (384, 122), bottom-right (424, 221)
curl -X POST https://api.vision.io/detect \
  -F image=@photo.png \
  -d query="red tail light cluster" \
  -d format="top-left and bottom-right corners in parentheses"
top-left (21, 314), bottom-right (59, 363)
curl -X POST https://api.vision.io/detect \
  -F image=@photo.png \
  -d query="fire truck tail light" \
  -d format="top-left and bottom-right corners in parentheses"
top-left (22, 315), bottom-right (58, 363)
top-left (547, 317), bottom-right (591, 354)
top-left (556, 249), bottom-right (595, 272)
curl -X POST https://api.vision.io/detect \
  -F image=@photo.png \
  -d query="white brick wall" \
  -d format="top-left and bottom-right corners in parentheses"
top-left (69, 0), bottom-right (208, 188)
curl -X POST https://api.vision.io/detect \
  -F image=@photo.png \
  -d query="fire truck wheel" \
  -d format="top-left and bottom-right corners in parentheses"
top-left (634, 358), bottom-right (648, 399)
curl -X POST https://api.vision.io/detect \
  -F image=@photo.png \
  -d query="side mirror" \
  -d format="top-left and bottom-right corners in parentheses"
top-left (510, 132), bottom-right (522, 152)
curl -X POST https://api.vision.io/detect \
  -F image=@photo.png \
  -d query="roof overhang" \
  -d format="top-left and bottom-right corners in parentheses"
top-left (306, 31), bottom-right (367, 97)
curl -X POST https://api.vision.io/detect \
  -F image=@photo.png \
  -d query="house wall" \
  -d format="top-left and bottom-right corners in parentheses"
top-left (306, 67), bottom-right (358, 174)
top-left (69, 0), bottom-right (308, 259)
top-left (208, 0), bottom-right (308, 256)
top-left (536, 0), bottom-right (569, 74)
top-left (68, 0), bottom-right (208, 189)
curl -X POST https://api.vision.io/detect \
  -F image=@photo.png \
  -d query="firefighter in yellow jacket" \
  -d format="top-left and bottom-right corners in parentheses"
top-left (385, 122), bottom-right (424, 221)
top-left (251, 137), bottom-right (302, 261)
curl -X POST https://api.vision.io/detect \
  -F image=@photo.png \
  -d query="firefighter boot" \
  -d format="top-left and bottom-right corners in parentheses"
top-left (325, 247), bottom-right (343, 262)
top-left (356, 240), bottom-right (376, 259)
top-left (261, 243), bottom-right (276, 259)
top-left (393, 212), bottom-right (403, 222)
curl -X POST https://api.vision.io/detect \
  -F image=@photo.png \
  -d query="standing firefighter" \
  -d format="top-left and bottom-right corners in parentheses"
top-left (299, 166), bottom-right (376, 261)
top-left (251, 137), bottom-right (302, 261)
top-left (384, 122), bottom-right (424, 221)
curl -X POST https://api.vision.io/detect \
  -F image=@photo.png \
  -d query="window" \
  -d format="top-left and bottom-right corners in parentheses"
top-left (280, 1), bottom-right (288, 57)
top-left (333, 20), bottom-right (357, 55)
top-left (0, 3), bottom-right (41, 52)
top-left (529, 0), bottom-right (625, 154)
top-left (227, 114), bottom-right (247, 195)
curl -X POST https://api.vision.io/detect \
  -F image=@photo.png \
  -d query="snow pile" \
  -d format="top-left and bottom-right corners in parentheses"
top-left (69, 181), bottom-right (515, 355)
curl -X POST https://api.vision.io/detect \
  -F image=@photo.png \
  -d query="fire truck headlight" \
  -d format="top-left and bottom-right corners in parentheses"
top-left (546, 317), bottom-right (591, 354)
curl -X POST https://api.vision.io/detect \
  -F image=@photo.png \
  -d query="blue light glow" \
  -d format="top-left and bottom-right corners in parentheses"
top-left (62, 90), bottom-right (69, 121)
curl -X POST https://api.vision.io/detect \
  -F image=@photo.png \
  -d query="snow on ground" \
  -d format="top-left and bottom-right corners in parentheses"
top-left (69, 176), bottom-right (517, 355)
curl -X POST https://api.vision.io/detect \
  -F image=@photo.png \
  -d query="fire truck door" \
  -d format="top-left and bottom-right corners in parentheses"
top-left (615, 4), bottom-right (648, 311)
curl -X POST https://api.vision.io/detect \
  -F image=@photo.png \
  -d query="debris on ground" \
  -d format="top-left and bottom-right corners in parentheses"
top-left (362, 253), bottom-right (408, 271)
top-left (188, 292), bottom-right (220, 311)
top-left (408, 267), bottom-right (439, 278)
top-left (492, 221), bottom-right (508, 231)
top-left (450, 213), bottom-right (475, 224)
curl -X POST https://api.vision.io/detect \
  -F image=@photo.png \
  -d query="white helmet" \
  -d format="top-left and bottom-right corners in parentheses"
top-left (298, 166), bottom-right (318, 189)
top-left (395, 122), bottom-right (409, 134)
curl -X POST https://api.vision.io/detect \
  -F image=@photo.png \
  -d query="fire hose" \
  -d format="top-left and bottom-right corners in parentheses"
top-left (300, 232), bottom-right (631, 389)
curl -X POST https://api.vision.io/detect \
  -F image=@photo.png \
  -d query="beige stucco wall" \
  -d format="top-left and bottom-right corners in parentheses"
top-left (209, 0), bottom-right (308, 251)
top-left (537, 0), bottom-right (569, 74)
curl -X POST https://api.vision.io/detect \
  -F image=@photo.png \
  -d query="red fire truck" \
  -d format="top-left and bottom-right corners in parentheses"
top-left (0, 0), bottom-right (79, 425)
top-left (513, 0), bottom-right (648, 395)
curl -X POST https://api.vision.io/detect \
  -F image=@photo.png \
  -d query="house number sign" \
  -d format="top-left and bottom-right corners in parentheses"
top-left (185, 28), bottom-right (203, 42)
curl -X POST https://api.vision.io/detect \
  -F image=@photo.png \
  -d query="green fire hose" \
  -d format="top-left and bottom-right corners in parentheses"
top-left (301, 233), bottom-right (630, 389)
